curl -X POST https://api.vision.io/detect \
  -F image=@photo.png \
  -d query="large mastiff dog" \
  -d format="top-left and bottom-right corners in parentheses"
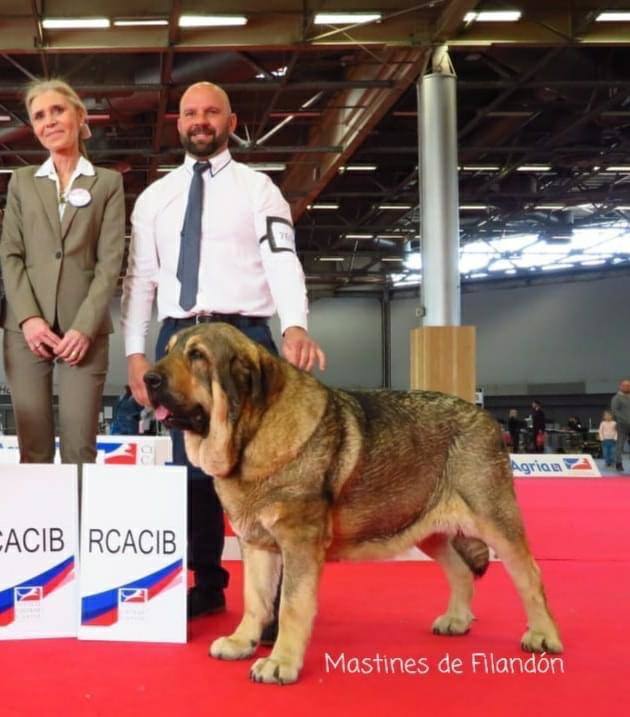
top-left (145, 323), bottom-right (562, 685)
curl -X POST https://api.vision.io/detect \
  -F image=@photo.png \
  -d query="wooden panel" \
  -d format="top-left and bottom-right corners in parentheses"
top-left (410, 326), bottom-right (476, 402)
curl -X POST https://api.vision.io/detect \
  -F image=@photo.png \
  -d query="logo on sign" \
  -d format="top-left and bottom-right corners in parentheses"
top-left (118, 586), bottom-right (149, 623)
top-left (15, 586), bottom-right (42, 602)
top-left (118, 588), bottom-right (148, 604)
top-left (563, 457), bottom-right (592, 470)
top-left (14, 585), bottom-right (43, 622)
top-left (511, 459), bottom-right (562, 475)
top-left (97, 441), bottom-right (137, 464)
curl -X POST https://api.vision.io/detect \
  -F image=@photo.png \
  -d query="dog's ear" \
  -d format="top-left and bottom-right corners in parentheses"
top-left (254, 351), bottom-right (284, 407)
top-left (192, 333), bottom-right (285, 477)
top-left (183, 337), bottom-right (239, 478)
top-left (216, 355), bottom-right (243, 423)
top-left (226, 348), bottom-right (283, 413)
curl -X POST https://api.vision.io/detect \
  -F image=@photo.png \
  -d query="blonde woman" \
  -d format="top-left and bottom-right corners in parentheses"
top-left (0, 78), bottom-right (124, 463)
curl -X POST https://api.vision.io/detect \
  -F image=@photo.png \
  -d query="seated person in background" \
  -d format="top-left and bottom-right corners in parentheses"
top-left (567, 416), bottom-right (585, 435)
top-left (110, 385), bottom-right (143, 435)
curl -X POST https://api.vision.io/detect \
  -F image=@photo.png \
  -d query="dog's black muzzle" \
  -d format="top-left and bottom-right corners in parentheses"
top-left (143, 370), bottom-right (209, 435)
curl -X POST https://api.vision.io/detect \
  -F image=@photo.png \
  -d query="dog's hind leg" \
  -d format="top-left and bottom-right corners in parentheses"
top-left (475, 500), bottom-right (563, 654)
top-left (210, 544), bottom-right (281, 661)
top-left (419, 534), bottom-right (476, 636)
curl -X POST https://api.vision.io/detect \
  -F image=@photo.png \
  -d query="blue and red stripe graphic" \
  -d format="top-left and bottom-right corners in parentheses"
top-left (0, 555), bottom-right (75, 627)
top-left (81, 558), bottom-right (183, 626)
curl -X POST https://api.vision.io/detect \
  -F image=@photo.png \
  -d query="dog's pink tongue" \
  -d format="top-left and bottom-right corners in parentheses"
top-left (154, 406), bottom-right (171, 422)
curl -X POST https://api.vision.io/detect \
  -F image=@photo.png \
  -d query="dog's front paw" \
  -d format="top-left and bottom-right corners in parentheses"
top-left (520, 629), bottom-right (563, 654)
top-left (249, 656), bottom-right (300, 685)
top-left (210, 635), bottom-right (258, 660)
top-left (432, 613), bottom-right (472, 636)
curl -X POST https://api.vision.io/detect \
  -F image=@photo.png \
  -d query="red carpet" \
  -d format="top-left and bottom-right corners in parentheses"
top-left (2, 479), bottom-right (629, 716)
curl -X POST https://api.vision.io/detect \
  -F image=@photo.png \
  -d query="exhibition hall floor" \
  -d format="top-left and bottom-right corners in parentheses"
top-left (2, 478), bottom-right (629, 717)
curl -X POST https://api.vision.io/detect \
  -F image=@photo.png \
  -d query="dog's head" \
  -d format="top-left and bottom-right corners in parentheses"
top-left (144, 323), bottom-right (282, 477)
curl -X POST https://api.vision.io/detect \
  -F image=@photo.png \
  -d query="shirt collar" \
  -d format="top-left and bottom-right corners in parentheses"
top-left (34, 154), bottom-right (96, 179)
top-left (183, 147), bottom-right (231, 177)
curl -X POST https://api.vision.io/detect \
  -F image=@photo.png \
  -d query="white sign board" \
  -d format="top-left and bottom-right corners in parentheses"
top-left (0, 464), bottom-right (78, 639)
top-left (510, 453), bottom-right (601, 478)
top-left (78, 464), bottom-right (187, 643)
top-left (0, 435), bottom-right (172, 466)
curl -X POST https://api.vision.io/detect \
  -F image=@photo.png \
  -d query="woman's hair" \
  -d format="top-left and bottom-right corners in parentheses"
top-left (24, 78), bottom-right (89, 156)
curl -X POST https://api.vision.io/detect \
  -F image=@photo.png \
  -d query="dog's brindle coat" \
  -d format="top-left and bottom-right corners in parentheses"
top-left (145, 323), bottom-right (562, 685)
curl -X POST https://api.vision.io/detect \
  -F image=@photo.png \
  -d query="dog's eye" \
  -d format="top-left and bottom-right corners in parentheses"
top-left (188, 348), bottom-right (205, 361)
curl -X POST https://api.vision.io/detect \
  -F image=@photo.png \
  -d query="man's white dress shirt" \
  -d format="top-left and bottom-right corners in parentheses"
top-left (121, 149), bottom-right (308, 356)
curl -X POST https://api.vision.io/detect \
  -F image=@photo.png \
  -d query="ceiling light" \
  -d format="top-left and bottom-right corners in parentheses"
top-left (464, 11), bottom-right (522, 23)
top-left (534, 204), bottom-right (566, 210)
top-left (615, 205), bottom-right (630, 210)
top-left (382, 257), bottom-right (403, 262)
top-left (307, 203), bottom-right (339, 210)
top-left (318, 257), bottom-right (344, 262)
top-left (247, 162), bottom-right (286, 172)
top-left (157, 165), bottom-right (178, 173)
top-left (517, 164), bottom-right (552, 172)
top-left (0, 168), bottom-right (15, 174)
top-left (596, 12), bottom-right (630, 21)
top-left (114, 19), bottom-right (169, 27)
top-left (314, 13), bottom-right (382, 25)
top-left (580, 259), bottom-right (607, 266)
top-left (42, 18), bottom-right (110, 29)
top-left (339, 164), bottom-right (377, 172)
top-left (460, 204), bottom-right (491, 210)
top-left (604, 166), bottom-right (630, 172)
top-left (460, 165), bottom-right (501, 171)
top-left (345, 234), bottom-right (373, 240)
top-left (378, 204), bottom-right (412, 210)
top-left (376, 234), bottom-right (408, 240)
top-left (0, 115), bottom-right (11, 122)
top-left (179, 15), bottom-right (248, 27)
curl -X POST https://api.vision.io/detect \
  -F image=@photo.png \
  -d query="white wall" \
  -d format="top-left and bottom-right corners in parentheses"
top-left (392, 274), bottom-right (630, 394)
top-left (0, 273), bottom-right (627, 396)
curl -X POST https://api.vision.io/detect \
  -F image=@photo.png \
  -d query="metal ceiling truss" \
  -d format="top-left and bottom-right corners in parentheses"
top-left (1, 2), bottom-right (630, 291)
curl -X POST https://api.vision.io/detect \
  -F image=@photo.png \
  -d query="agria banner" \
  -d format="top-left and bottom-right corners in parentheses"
top-left (511, 454), bottom-right (601, 478)
top-left (78, 464), bottom-right (187, 644)
top-left (0, 465), bottom-right (78, 639)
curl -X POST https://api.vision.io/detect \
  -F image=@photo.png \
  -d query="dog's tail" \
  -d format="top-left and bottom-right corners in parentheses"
top-left (451, 535), bottom-right (490, 578)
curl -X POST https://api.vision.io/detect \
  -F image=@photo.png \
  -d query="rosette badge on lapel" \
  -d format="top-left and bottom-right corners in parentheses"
top-left (67, 188), bottom-right (91, 208)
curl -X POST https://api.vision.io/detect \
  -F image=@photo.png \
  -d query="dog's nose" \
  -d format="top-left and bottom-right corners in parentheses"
top-left (143, 371), bottom-right (163, 390)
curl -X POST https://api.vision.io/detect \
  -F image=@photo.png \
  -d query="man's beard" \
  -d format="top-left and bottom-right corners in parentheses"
top-left (180, 125), bottom-right (229, 158)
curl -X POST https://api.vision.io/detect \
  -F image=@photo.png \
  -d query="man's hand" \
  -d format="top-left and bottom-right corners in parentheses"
top-left (127, 353), bottom-right (152, 406)
top-left (281, 326), bottom-right (326, 372)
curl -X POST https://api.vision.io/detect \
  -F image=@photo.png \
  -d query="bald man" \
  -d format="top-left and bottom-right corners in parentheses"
top-left (122, 82), bottom-right (325, 625)
top-left (611, 379), bottom-right (630, 471)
